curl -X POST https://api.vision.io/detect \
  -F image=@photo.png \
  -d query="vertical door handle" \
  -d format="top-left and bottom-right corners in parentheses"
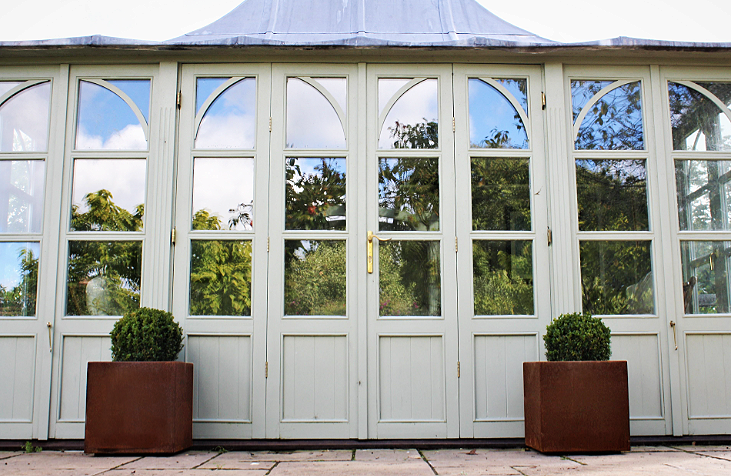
top-left (47, 322), bottom-right (53, 352)
top-left (670, 321), bottom-right (678, 351)
top-left (367, 231), bottom-right (391, 274)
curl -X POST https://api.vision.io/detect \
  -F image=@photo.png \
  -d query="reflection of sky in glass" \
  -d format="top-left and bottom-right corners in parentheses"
top-left (495, 79), bottom-right (528, 114)
top-left (196, 78), bottom-right (228, 115)
top-left (670, 82), bottom-right (731, 152)
top-left (287, 78), bottom-right (345, 149)
top-left (314, 77), bottom-right (347, 114)
top-left (0, 82), bottom-right (22, 97)
top-left (378, 79), bottom-right (409, 114)
top-left (571, 80), bottom-right (613, 122)
top-left (0, 82), bottom-right (51, 152)
top-left (196, 78), bottom-right (256, 149)
top-left (75, 80), bottom-right (147, 150)
top-left (72, 159), bottom-right (146, 217)
top-left (1, 160), bottom-right (45, 234)
top-left (469, 79), bottom-right (528, 149)
top-left (379, 79), bottom-right (438, 149)
top-left (107, 80), bottom-right (150, 123)
top-left (0, 241), bottom-right (39, 289)
top-left (192, 158), bottom-right (255, 230)
top-left (574, 81), bottom-right (644, 150)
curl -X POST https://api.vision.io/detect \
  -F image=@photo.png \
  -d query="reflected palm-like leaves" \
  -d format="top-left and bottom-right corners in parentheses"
top-left (379, 241), bottom-right (440, 316)
top-left (0, 242), bottom-right (39, 317)
top-left (472, 240), bottom-right (533, 315)
top-left (286, 158), bottom-right (346, 230)
top-left (471, 158), bottom-right (530, 231)
top-left (284, 240), bottom-right (346, 316)
top-left (676, 160), bottom-right (731, 231)
top-left (572, 80), bottom-right (644, 150)
top-left (379, 158), bottom-right (439, 231)
top-left (0, 82), bottom-right (51, 152)
top-left (576, 159), bottom-right (649, 231)
top-left (670, 82), bottom-right (731, 152)
top-left (192, 157), bottom-right (255, 231)
top-left (0, 160), bottom-right (45, 234)
top-left (681, 241), bottom-right (731, 314)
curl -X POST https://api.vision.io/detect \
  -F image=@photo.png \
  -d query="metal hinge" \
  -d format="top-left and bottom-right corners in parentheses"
top-left (452, 117), bottom-right (456, 133)
top-left (547, 227), bottom-right (552, 246)
top-left (541, 92), bottom-right (546, 110)
top-left (457, 361), bottom-right (461, 378)
top-left (171, 228), bottom-right (177, 245)
top-left (269, 117), bottom-right (272, 132)
top-left (265, 361), bottom-right (269, 378)
top-left (455, 237), bottom-right (458, 253)
top-left (267, 237), bottom-right (270, 252)
top-left (176, 91), bottom-right (182, 109)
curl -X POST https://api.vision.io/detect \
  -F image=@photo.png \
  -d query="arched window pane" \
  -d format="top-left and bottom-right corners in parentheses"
top-left (0, 82), bottom-right (51, 152)
top-left (196, 78), bottom-right (256, 149)
top-left (379, 79), bottom-right (438, 149)
top-left (469, 79), bottom-right (528, 149)
top-left (669, 82), bottom-right (731, 152)
top-left (287, 78), bottom-right (345, 149)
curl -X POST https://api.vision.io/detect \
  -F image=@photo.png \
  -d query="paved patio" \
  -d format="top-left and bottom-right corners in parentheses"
top-left (2, 445), bottom-right (731, 475)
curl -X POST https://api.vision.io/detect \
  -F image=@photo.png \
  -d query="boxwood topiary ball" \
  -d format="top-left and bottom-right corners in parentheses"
top-left (111, 307), bottom-right (184, 362)
top-left (544, 312), bottom-right (611, 361)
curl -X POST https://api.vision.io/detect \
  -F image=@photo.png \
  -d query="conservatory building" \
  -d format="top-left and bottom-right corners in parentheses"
top-left (2, 0), bottom-right (731, 442)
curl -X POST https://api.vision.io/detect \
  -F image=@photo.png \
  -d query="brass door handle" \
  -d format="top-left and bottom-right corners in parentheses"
top-left (367, 231), bottom-right (391, 274)
top-left (670, 321), bottom-right (677, 351)
top-left (47, 322), bottom-right (53, 352)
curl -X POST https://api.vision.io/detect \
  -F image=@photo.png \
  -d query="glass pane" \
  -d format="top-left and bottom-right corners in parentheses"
top-left (0, 82), bottom-right (22, 97)
top-left (190, 240), bottom-right (252, 316)
top-left (0, 242), bottom-right (39, 317)
top-left (378, 79), bottom-right (409, 114)
top-left (66, 240), bottom-right (142, 316)
top-left (75, 80), bottom-right (147, 150)
top-left (192, 158), bottom-right (254, 231)
top-left (576, 159), bottom-right (649, 231)
top-left (196, 78), bottom-right (228, 115)
top-left (0, 82), bottom-right (51, 152)
top-left (379, 240), bottom-right (440, 316)
top-left (676, 160), bottom-right (731, 231)
top-left (473, 240), bottom-right (533, 315)
top-left (469, 79), bottom-right (528, 149)
top-left (572, 80), bottom-right (613, 123)
top-left (314, 77), bottom-right (347, 113)
top-left (379, 158), bottom-right (439, 231)
top-left (71, 159), bottom-right (146, 232)
top-left (471, 158), bottom-right (530, 231)
top-left (286, 78), bottom-right (345, 149)
top-left (196, 78), bottom-right (256, 149)
top-left (669, 82), bottom-right (731, 152)
top-left (580, 241), bottom-right (654, 315)
top-left (681, 241), bottom-right (731, 314)
top-left (284, 240), bottom-right (346, 316)
top-left (0, 160), bottom-right (45, 234)
top-left (379, 79), bottom-right (438, 149)
top-left (286, 158), bottom-right (346, 231)
top-left (107, 80), bottom-right (151, 123)
top-left (573, 80), bottom-right (644, 150)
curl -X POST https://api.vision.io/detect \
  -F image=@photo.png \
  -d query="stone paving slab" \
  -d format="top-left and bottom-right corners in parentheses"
top-left (671, 444), bottom-right (731, 452)
top-left (0, 452), bottom-right (137, 473)
top-left (102, 470), bottom-right (270, 476)
top-left (268, 461), bottom-right (434, 475)
top-left (198, 453), bottom-right (277, 470)
top-left (423, 447), bottom-right (581, 475)
top-left (118, 451), bottom-right (215, 469)
top-left (202, 450), bottom-right (353, 462)
top-left (568, 450), bottom-right (731, 476)
top-left (354, 449), bottom-right (422, 462)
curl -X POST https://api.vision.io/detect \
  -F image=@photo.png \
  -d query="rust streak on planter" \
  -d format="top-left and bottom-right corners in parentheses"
top-left (85, 361), bottom-right (193, 454)
top-left (523, 361), bottom-right (630, 454)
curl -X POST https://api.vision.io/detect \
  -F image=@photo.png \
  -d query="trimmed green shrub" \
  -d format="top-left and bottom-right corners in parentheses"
top-left (544, 312), bottom-right (611, 361)
top-left (111, 308), bottom-right (183, 361)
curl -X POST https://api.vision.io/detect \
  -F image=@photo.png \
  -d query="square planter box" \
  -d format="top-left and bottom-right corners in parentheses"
top-left (85, 361), bottom-right (193, 454)
top-left (523, 361), bottom-right (630, 454)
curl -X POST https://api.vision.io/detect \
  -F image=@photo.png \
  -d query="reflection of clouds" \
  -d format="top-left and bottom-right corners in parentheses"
top-left (0, 82), bottom-right (22, 97)
top-left (379, 79), bottom-right (438, 149)
top-left (1, 160), bottom-right (45, 234)
top-left (196, 78), bottom-right (256, 149)
top-left (72, 159), bottom-right (146, 213)
top-left (287, 78), bottom-right (345, 149)
top-left (76, 123), bottom-right (147, 150)
top-left (0, 83), bottom-right (51, 152)
top-left (193, 158), bottom-right (254, 230)
top-left (314, 78), bottom-right (347, 113)
top-left (378, 79), bottom-right (409, 114)
top-left (0, 242), bottom-right (38, 288)
top-left (468, 79), bottom-right (528, 149)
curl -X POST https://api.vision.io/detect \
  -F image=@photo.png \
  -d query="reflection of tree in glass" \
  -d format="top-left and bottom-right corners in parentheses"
top-left (472, 240), bottom-right (533, 315)
top-left (190, 211), bottom-right (252, 316)
top-left (379, 241), bottom-right (440, 316)
top-left (572, 81), bottom-right (644, 150)
top-left (284, 240), bottom-right (346, 316)
top-left (286, 158), bottom-right (346, 230)
top-left (670, 82), bottom-right (731, 151)
top-left (681, 241), bottom-right (730, 314)
top-left (228, 201), bottom-right (253, 230)
top-left (676, 160), bottom-right (731, 231)
top-left (580, 241), bottom-right (653, 315)
top-left (576, 159), bottom-right (648, 231)
top-left (388, 119), bottom-right (438, 149)
top-left (0, 247), bottom-right (38, 316)
top-left (66, 190), bottom-right (142, 316)
top-left (471, 158), bottom-right (530, 231)
top-left (379, 158), bottom-right (439, 231)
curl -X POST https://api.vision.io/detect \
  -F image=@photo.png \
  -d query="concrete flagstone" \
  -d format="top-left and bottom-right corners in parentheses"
top-left (198, 453), bottom-right (277, 470)
top-left (117, 451), bottom-right (216, 469)
top-left (268, 460), bottom-right (434, 475)
top-left (354, 448), bottom-right (422, 462)
top-left (0, 452), bottom-right (137, 473)
top-left (102, 470), bottom-right (271, 476)
top-left (670, 445), bottom-right (731, 452)
top-left (423, 448), bottom-right (581, 475)
top-left (0, 453), bottom-right (20, 461)
top-left (569, 449), bottom-right (731, 476)
top-left (202, 449), bottom-right (353, 462)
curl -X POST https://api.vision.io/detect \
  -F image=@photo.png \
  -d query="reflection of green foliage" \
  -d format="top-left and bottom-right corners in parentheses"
top-left (670, 82), bottom-right (731, 151)
top-left (379, 241), bottom-right (440, 316)
top-left (189, 214), bottom-right (252, 316)
top-left (471, 158), bottom-right (530, 231)
top-left (286, 158), bottom-right (346, 231)
top-left (544, 312), bottom-right (611, 362)
top-left (576, 159), bottom-right (648, 231)
top-left (379, 158), bottom-right (439, 231)
top-left (580, 241), bottom-right (653, 315)
top-left (285, 240), bottom-right (346, 315)
top-left (681, 241), bottom-right (730, 314)
top-left (0, 247), bottom-right (38, 316)
top-left (472, 241), bottom-right (533, 315)
top-left (388, 119), bottom-right (438, 149)
top-left (66, 190), bottom-right (142, 316)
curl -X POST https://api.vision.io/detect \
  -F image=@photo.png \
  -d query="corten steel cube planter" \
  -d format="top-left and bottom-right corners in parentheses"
top-left (85, 361), bottom-right (193, 454)
top-left (523, 361), bottom-right (630, 454)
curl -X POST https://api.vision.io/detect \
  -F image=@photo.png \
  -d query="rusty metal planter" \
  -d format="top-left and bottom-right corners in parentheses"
top-left (85, 361), bottom-right (193, 454)
top-left (523, 361), bottom-right (630, 454)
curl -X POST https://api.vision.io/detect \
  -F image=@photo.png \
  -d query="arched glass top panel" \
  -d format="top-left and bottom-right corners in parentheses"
top-left (0, 82), bottom-right (51, 153)
top-left (379, 78), bottom-right (438, 149)
top-left (286, 77), bottom-right (346, 149)
top-left (75, 79), bottom-right (149, 151)
top-left (572, 80), bottom-right (645, 150)
top-left (0, 82), bottom-right (22, 97)
top-left (669, 81), bottom-right (731, 152)
top-left (195, 78), bottom-right (256, 149)
top-left (469, 78), bottom-right (528, 149)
